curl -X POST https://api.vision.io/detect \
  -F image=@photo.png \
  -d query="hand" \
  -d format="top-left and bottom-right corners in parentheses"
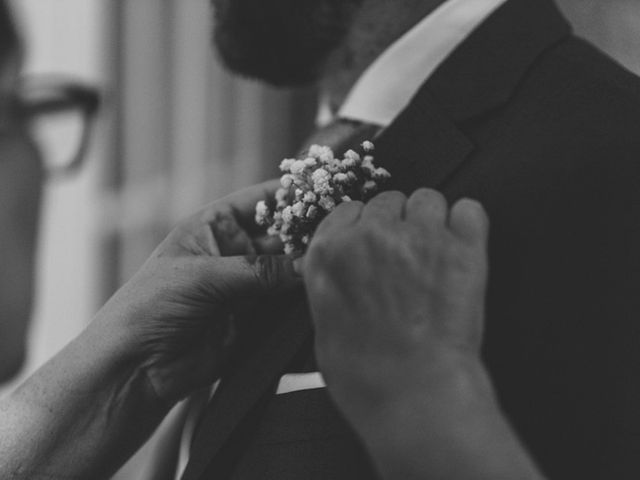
top-left (303, 189), bottom-right (490, 434)
top-left (91, 180), bottom-right (298, 405)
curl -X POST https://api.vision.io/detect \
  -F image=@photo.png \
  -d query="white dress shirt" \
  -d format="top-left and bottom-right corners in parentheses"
top-left (338, 0), bottom-right (508, 127)
top-left (173, 1), bottom-right (507, 478)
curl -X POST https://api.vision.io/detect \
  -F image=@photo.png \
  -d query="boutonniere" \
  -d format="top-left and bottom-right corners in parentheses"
top-left (255, 141), bottom-right (391, 254)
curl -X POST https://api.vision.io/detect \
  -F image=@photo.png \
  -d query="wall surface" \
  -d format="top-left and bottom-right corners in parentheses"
top-left (557, 0), bottom-right (640, 74)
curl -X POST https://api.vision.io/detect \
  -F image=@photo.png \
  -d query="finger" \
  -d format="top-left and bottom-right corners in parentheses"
top-left (313, 200), bottom-right (364, 240)
top-left (448, 198), bottom-right (489, 246)
top-left (359, 190), bottom-right (406, 224)
top-left (226, 179), bottom-right (282, 233)
top-left (209, 210), bottom-right (256, 256)
top-left (200, 179), bottom-right (281, 234)
top-left (252, 233), bottom-right (285, 255)
top-left (406, 188), bottom-right (448, 227)
top-left (211, 254), bottom-right (301, 300)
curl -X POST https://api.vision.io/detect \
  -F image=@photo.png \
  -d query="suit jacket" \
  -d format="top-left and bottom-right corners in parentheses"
top-left (179, 0), bottom-right (640, 478)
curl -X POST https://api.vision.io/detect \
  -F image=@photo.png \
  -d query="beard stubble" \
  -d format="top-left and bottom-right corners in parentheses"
top-left (211, 0), bottom-right (364, 87)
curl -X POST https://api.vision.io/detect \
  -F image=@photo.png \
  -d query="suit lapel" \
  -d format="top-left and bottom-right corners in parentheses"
top-left (425, 0), bottom-right (571, 123)
top-left (374, 89), bottom-right (474, 193)
top-left (374, 0), bottom-right (571, 192)
top-left (181, 1), bottom-right (573, 478)
top-left (181, 296), bottom-right (312, 480)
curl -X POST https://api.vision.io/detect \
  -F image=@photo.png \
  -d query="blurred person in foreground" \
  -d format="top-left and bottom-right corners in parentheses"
top-left (0, 0), bottom-right (98, 382)
top-left (0, 0), bottom-right (42, 380)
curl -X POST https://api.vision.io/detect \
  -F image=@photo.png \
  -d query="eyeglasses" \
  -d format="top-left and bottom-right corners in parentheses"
top-left (2, 75), bottom-right (100, 177)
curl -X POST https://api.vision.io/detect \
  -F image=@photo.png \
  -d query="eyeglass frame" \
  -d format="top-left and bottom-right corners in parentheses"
top-left (0, 74), bottom-right (101, 177)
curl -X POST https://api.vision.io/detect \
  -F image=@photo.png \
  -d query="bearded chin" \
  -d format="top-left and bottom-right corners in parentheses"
top-left (212, 0), bottom-right (362, 87)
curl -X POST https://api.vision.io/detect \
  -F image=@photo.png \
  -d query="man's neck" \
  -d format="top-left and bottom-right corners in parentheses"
top-left (319, 0), bottom-right (447, 115)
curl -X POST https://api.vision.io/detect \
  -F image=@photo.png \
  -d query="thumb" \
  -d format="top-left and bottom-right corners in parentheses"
top-left (207, 254), bottom-right (302, 300)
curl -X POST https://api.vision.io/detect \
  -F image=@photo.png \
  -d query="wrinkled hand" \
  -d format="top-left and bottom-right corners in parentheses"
top-left (303, 189), bottom-right (489, 430)
top-left (91, 180), bottom-right (298, 405)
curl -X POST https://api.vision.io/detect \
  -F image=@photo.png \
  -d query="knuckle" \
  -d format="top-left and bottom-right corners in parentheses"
top-left (306, 238), bottom-right (339, 273)
top-left (204, 205), bottom-right (232, 226)
top-left (253, 255), bottom-right (283, 290)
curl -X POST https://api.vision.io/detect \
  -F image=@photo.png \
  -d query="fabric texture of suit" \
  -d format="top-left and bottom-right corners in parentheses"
top-left (180, 0), bottom-right (640, 478)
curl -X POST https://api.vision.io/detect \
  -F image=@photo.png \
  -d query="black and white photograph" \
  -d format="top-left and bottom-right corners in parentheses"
top-left (1, 1), bottom-right (640, 479)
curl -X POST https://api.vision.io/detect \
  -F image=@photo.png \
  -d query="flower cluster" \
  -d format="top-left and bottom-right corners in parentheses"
top-left (255, 141), bottom-right (391, 254)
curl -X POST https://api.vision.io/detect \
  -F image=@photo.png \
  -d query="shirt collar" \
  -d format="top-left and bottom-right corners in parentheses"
top-left (335, 0), bottom-right (508, 127)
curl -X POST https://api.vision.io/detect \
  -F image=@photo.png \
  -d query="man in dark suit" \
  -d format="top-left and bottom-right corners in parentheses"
top-left (174, 0), bottom-right (640, 479)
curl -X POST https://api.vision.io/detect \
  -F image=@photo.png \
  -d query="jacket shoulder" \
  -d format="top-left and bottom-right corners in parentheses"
top-left (556, 36), bottom-right (640, 96)
top-left (543, 35), bottom-right (640, 109)
top-left (510, 35), bottom-right (640, 149)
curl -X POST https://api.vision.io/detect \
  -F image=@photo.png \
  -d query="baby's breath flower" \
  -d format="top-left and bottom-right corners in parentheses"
top-left (281, 205), bottom-right (294, 223)
top-left (319, 151), bottom-right (334, 163)
top-left (333, 172), bottom-right (349, 184)
top-left (256, 140), bottom-right (389, 254)
top-left (362, 180), bottom-right (378, 194)
top-left (342, 157), bottom-right (357, 169)
top-left (281, 174), bottom-right (294, 188)
top-left (290, 160), bottom-right (307, 175)
top-left (344, 150), bottom-right (361, 162)
top-left (318, 195), bottom-right (336, 212)
top-left (361, 156), bottom-right (375, 173)
top-left (308, 145), bottom-right (332, 159)
top-left (312, 168), bottom-right (333, 195)
top-left (255, 200), bottom-right (269, 225)
top-left (325, 158), bottom-right (342, 174)
top-left (291, 201), bottom-right (306, 218)
top-left (373, 167), bottom-right (391, 180)
top-left (280, 158), bottom-right (295, 171)
top-left (311, 168), bottom-right (330, 182)
top-left (362, 141), bottom-right (375, 152)
top-left (276, 188), bottom-right (288, 202)
top-left (303, 191), bottom-right (317, 203)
